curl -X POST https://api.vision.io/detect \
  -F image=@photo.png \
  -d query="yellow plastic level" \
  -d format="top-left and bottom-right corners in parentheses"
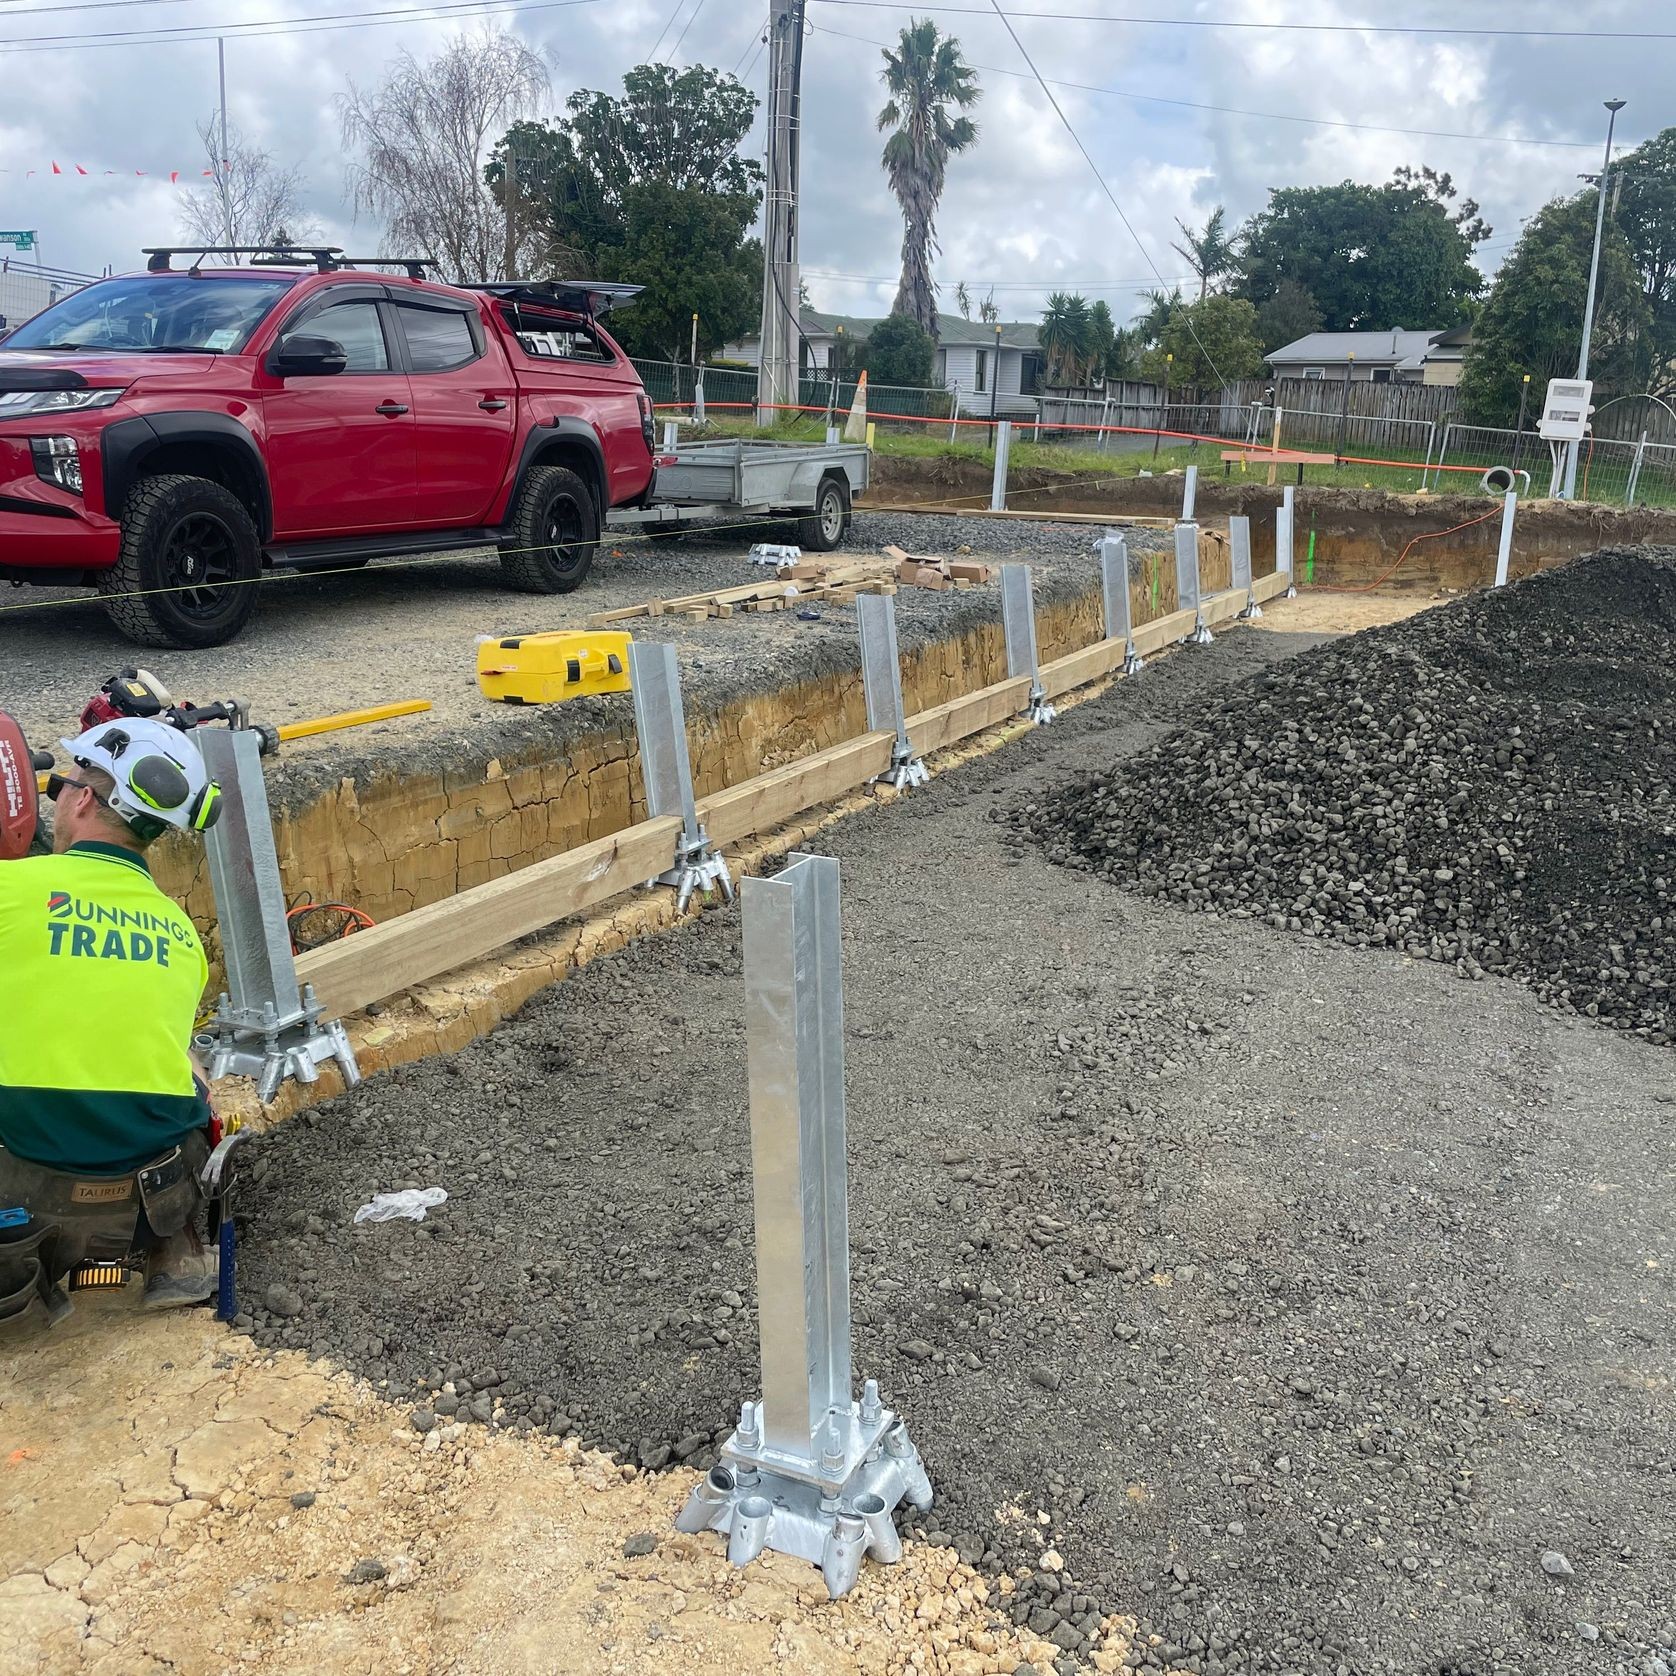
top-left (476, 630), bottom-right (634, 705)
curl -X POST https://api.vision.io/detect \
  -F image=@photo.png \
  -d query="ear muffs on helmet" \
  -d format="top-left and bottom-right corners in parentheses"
top-left (189, 781), bottom-right (221, 832)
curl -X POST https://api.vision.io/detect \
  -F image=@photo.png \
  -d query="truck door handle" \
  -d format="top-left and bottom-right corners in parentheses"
top-left (478, 397), bottom-right (509, 412)
top-left (375, 401), bottom-right (409, 417)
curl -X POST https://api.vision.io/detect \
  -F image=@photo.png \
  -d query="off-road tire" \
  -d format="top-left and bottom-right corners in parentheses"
top-left (498, 466), bottom-right (600, 594)
top-left (99, 474), bottom-right (262, 649)
top-left (798, 473), bottom-right (851, 553)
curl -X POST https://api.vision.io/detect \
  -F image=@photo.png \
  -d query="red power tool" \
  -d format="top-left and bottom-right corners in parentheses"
top-left (0, 713), bottom-right (52, 862)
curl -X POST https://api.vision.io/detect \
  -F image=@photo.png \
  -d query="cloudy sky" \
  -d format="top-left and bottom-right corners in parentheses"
top-left (0, 0), bottom-right (1663, 327)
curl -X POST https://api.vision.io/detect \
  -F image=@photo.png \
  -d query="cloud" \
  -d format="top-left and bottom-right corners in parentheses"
top-left (0, 0), bottom-right (1660, 330)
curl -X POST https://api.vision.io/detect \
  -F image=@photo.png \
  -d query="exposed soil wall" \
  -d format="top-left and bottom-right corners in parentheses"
top-left (869, 453), bottom-right (1676, 591)
top-left (148, 563), bottom-right (1201, 980)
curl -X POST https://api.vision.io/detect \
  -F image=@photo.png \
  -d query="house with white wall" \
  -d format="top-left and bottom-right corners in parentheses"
top-left (721, 309), bottom-right (1044, 417)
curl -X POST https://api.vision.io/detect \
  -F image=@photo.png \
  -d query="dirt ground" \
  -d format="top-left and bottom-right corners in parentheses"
top-left (2, 1303), bottom-right (1102, 1676)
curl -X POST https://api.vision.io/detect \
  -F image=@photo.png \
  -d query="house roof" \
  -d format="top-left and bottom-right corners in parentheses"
top-left (1266, 329), bottom-right (1444, 370)
top-left (798, 309), bottom-right (1040, 350)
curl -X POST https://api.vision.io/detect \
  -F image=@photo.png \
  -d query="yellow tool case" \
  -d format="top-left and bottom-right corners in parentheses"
top-left (476, 630), bottom-right (634, 704)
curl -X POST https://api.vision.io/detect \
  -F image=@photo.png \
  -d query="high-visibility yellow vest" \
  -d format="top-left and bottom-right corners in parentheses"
top-left (0, 840), bottom-right (209, 1174)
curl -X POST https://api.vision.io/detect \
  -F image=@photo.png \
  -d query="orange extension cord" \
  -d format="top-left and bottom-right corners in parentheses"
top-left (1338, 504), bottom-right (1506, 593)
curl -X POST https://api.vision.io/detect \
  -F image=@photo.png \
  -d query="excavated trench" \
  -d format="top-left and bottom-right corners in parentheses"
top-left (869, 454), bottom-right (1676, 591)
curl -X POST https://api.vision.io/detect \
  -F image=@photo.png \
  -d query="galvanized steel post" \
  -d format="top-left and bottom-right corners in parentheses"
top-left (1000, 562), bottom-right (1055, 724)
top-left (1097, 532), bottom-right (1144, 676)
top-left (674, 854), bottom-right (931, 1598)
top-left (1229, 514), bottom-right (1260, 619)
top-left (857, 593), bottom-right (927, 789)
top-left (627, 639), bottom-right (733, 912)
top-left (990, 419), bottom-right (1012, 512)
top-left (1175, 522), bottom-right (1213, 645)
top-left (1278, 486), bottom-right (1297, 597)
top-left (199, 727), bottom-right (360, 1104)
top-left (1181, 464), bottom-right (1198, 522)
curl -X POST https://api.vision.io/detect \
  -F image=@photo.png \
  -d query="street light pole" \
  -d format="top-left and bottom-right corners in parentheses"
top-left (1560, 97), bottom-right (1626, 501)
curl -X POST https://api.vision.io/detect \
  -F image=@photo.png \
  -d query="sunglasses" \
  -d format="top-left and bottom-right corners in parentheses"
top-left (45, 773), bottom-right (94, 803)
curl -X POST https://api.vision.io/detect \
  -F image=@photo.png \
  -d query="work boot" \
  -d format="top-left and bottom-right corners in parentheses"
top-left (142, 1226), bottom-right (218, 1310)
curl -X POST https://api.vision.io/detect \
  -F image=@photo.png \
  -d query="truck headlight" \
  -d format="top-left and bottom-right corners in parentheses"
top-left (0, 386), bottom-right (124, 419)
top-left (31, 436), bottom-right (82, 496)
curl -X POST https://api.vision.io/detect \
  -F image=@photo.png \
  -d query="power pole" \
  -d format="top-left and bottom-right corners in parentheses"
top-left (756, 1), bottom-right (806, 424)
top-left (503, 144), bottom-right (520, 283)
top-left (1560, 97), bottom-right (1626, 501)
top-left (217, 38), bottom-right (236, 247)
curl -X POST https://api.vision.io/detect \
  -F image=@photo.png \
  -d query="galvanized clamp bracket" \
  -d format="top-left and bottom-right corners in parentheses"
top-left (197, 727), bottom-right (362, 1106)
top-left (1000, 563), bottom-right (1056, 725)
top-left (627, 639), bottom-right (735, 914)
top-left (1096, 531), bottom-right (1145, 676)
top-left (1175, 522), bottom-right (1214, 645)
top-left (675, 854), bottom-right (931, 1599)
top-left (857, 592), bottom-right (927, 790)
top-left (1229, 514), bottom-right (1262, 620)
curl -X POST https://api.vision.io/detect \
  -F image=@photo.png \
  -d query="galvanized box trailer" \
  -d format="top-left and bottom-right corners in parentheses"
top-left (606, 439), bottom-right (870, 552)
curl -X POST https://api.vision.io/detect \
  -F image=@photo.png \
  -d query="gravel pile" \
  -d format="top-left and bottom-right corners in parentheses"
top-left (1017, 545), bottom-right (1676, 1042)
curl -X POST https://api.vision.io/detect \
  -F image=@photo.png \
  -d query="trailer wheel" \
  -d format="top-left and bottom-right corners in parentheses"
top-left (798, 474), bottom-right (850, 553)
top-left (499, 466), bottom-right (599, 593)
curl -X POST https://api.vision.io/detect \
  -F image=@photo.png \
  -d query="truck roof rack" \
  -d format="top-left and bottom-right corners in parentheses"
top-left (142, 247), bottom-right (433, 280)
top-left (466, 281), bottom-right (645, 318)
top-left (145, 245), bottom-right (343, 273)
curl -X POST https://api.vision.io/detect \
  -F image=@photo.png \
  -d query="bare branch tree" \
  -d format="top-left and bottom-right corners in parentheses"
top-left (176, 116), bottom-right (314, 254)
top-left (338, 29), bottom-right (550, 283)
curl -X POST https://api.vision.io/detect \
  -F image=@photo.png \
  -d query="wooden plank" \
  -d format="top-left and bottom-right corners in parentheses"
top-left (296, 816), bottom-right (683, 1020)
top-left (700, 732), bottom-right (896, 847)
top-left (908, 675), bottom-right (1033, 755)
top-left (1220, 448), bottom-right (1334, 466)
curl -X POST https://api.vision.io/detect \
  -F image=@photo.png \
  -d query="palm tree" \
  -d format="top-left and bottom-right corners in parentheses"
top-left (1040, 291), bottom-right (1096, 387)
top-left (878, 20), bottom-right (980, 339)
top-left (1171, 206), bottom-right (1240, 302)
top-left (1135, 285), bottom-right (1183, 349)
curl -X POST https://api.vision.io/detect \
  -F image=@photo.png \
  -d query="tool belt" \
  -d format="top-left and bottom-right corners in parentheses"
top-left (0, 1132), bottom-right (208, 1336)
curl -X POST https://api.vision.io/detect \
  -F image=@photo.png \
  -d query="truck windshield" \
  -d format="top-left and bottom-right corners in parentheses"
top-left (2, 275), bottom-right (294, 354)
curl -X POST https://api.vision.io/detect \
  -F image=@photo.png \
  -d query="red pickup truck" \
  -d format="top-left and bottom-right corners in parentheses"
top-left (0, 250), bottom-right (658, 647)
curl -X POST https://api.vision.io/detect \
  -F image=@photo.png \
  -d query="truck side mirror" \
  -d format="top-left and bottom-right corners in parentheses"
top-left (270, 334), bottom-right (348, 377)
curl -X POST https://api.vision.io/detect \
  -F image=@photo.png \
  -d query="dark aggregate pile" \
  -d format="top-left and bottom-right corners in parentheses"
top-left (1018, 547), bottom-right (1676, 1043)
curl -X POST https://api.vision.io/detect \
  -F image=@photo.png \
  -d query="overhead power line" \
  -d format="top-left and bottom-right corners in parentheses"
top-left (982, 0), bottom-right (1231, 384)
top-left (664, 0), bottom-right (709, 61)
top-left (810, 18), bottom-right (1611, 151)
top-left (0, 0), bottom-right (603, 50)
top-left (810, 0), bottom-right (1676, 42)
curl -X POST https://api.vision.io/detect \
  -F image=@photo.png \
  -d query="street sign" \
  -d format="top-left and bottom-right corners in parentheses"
top-left (0, 231), bottom-right (36, 251)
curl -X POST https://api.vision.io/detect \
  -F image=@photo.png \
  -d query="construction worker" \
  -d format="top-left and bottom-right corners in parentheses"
top-left (0, 718), bottom-right (223, 1330)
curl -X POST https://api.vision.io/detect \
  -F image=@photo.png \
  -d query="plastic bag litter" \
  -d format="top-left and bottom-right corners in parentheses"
top-left (354, 1187), bottom-right (448, 1225)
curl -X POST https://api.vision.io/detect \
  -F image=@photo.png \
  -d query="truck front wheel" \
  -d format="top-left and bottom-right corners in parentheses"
top-left (798, 473), bottom-right (851, 553)
top-left (98, 474), bottom-right (262, 649)
top-left (499, 465), bottom-right (599, 593)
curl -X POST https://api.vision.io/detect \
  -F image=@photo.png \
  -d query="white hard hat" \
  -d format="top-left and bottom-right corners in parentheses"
top-left (58, 718), bottom-right (222, 837)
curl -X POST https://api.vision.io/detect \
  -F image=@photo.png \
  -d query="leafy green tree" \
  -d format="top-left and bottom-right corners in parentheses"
top-left (861, 313), bottom-right (937, 388)
top-left (1608, 126), bottom-right (1676, 396)
top-left (878, 19), bottom-right (980, 338)
top-left (1460, 195), bottom-right (1651, 426)
top-left (589, 184), bottom-right (763, 362)
top-left (1140, 295), bottom-right (1265, 389)
top-left (1255, 278), bottom-right (1323, 352)
top-left (488, 63), bottom-right (762, 359)
top-left (1237, 174), bottom-right (1483, 329)
top-left (1172, 206), bottom-right (1240, 302)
